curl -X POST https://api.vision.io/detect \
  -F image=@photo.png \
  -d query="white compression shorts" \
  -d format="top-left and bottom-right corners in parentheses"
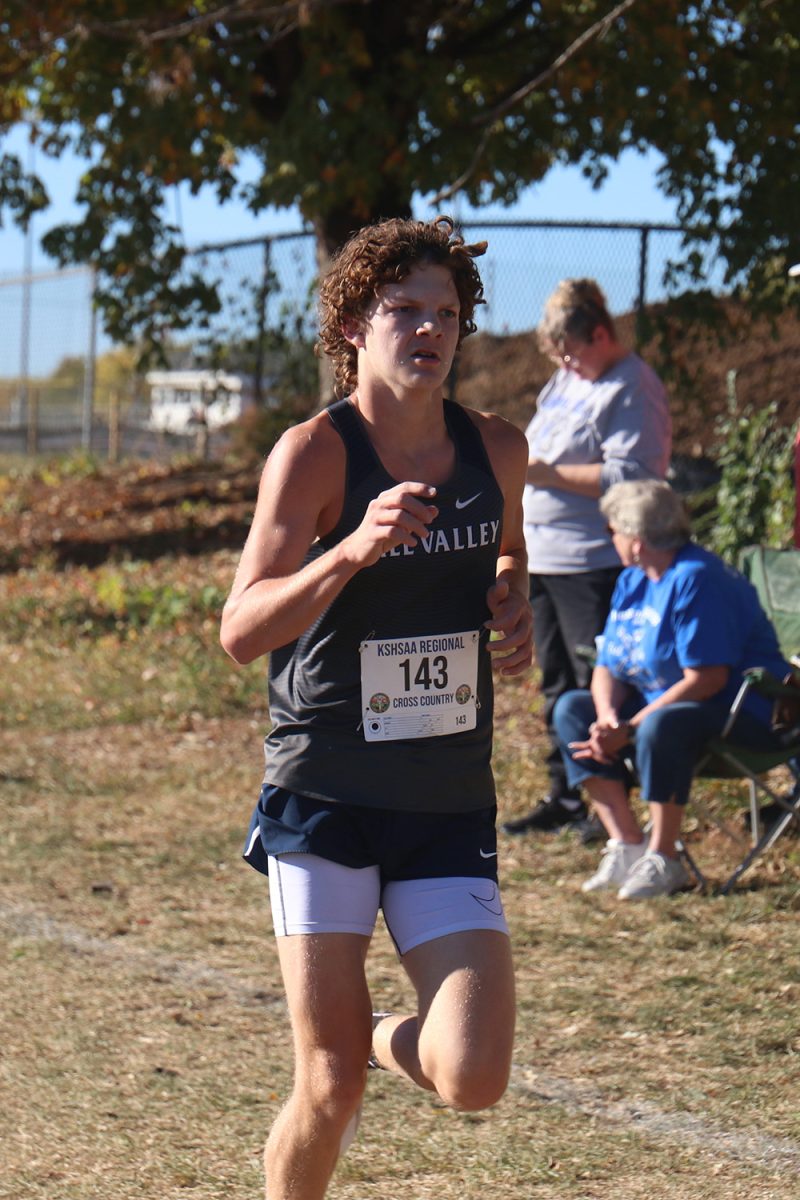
top-left (267, 852), bottom-right (509, 956)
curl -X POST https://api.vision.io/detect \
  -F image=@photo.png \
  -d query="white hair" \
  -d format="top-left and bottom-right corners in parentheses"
top-left (600, 480), bottom-right (691, 550)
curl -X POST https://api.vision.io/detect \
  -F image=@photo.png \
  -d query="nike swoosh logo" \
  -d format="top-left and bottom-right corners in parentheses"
top-left (470, 884), bottom-right (504, 916)
top-left (479, 849), bottom-right (497, 858)
top-left (455, 492), bottom-right (481, 510)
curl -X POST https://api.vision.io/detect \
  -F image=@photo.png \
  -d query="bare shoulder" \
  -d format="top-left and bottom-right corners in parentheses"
top-left (462, 406), bottom-right (528, 480)
top-left (263, 406), bottom-right (343, 481)
top-left (251, 405), bottom-right (346, 544)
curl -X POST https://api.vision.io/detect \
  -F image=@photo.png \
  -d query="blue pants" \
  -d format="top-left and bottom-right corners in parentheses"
top-left (553, 690), bottom-right (781, 806)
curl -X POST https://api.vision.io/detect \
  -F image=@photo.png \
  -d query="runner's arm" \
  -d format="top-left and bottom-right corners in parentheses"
top-left (475, 412), bottom-right (533, 676)
top-left (220, 415), bottom-right (439, 663)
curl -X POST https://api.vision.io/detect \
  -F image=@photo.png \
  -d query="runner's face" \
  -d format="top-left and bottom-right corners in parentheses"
top-left (355, 263), bottom-right (461, 393)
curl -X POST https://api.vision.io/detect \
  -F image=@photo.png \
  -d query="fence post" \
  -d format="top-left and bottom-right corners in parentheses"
top-left (635, 225), bottom-right (650, 349)
top-left (108, 390), bottom-right (121, 464)
top-left (726, 368), bottom-right (737, 409)
top-left (253, 240), bottom-right (272, 406)
top-left (18, 135), bottom-right (34, 432)
top-left (26, 387), bottom-right (39, 456)
top-left (194, 410), bottom-right (210, 461)
top-left (82, 272), bottom-right (98, 451)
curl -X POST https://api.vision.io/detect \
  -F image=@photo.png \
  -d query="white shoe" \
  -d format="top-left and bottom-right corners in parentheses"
top-left (581, 838), bottom-right (646, 893)
top-left (618, 851), bottom-right (690, 900)
top-left (339, 1011), bottom-right (392, 1157)
top-left (339, 1106), bottom-right (361, 1157)
top-left (369, 1010), bottom-right (393, 1070)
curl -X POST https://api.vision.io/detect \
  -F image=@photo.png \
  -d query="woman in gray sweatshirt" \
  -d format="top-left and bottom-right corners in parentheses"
top-left (503, 278), bottom-right (671, 840)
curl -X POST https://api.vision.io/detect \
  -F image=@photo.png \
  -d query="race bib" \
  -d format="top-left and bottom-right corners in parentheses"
top-left (360, 630), bottom-right (480, 742)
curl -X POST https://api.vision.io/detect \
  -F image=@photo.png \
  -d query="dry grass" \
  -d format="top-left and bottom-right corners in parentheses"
top-left (2, 550), bottom-right (800, 1200)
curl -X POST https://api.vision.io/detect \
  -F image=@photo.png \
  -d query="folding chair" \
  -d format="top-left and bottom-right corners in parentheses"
top-left (738, 545), bottom-right (800, 669)
top-left (577, 546), bottom-right (800, 894)
top-left (685, 665), bottom-right (800, 894)
top-left (678, 546), bottom-right (800, 893)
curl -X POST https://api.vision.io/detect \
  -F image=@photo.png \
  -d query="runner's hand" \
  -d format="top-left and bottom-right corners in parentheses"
top-left (342, 482), bottom-right (439, 568)
top-left (484, 578), bottom-right (533, 676)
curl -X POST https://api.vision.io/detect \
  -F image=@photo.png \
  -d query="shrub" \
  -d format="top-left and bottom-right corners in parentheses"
top-left (705, 371), bottom-right (795, 563)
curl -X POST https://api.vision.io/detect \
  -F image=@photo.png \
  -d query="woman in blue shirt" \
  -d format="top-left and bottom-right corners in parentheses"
top-left (553, 479), bottom-right (790, 900)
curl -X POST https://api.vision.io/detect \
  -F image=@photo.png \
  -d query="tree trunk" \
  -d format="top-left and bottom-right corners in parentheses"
top-left (313, 195), bottom-right (414, 408)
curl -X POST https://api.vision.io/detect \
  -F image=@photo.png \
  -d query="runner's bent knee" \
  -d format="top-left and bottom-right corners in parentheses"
top-left (436, 1066), bottom-right (510, 1112)
top-left (420, 1030), bottom-right (512, 1111)
top-left (411, 930), bottom-right (515, 1110)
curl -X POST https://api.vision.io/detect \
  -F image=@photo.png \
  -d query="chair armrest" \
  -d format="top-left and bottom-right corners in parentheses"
top-left (719, 666), bottom-right (800, 742)
top-left (742, 667), bottom-right (800, 747)
top-left (742, 666), bottom-right (800, 701)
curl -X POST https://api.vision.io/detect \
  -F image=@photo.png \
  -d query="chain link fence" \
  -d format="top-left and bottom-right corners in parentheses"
top-left (465, 219), bottom-right (701, 336)
top-left (0, 219), bottom-right (716, 460)
top-left (182, 220), bottom-right (703, 352)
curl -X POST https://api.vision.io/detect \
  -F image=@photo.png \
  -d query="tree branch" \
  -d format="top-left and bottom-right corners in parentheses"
top-left (69, 0), bottom-right (362, 44)
top-left (432, 0), bottom-right (639, 204)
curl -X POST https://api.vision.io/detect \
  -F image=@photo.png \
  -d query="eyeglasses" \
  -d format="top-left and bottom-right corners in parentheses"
top-left (557, 342), bottom-right (589, 367)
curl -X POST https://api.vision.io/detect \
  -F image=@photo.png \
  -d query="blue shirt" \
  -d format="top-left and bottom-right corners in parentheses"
top-left (597, 542), bottom-right (789, 723)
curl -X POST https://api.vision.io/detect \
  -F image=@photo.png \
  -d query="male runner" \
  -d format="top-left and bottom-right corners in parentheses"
top-left (221, 215), bottom-right (532, 1200)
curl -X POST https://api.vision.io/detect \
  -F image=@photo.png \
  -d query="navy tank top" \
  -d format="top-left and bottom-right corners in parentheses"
top-left (263, 398), bottom-right (505, 813)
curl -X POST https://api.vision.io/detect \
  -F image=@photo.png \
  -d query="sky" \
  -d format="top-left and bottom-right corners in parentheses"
top-left (0, 121), bottom-right (680, 276)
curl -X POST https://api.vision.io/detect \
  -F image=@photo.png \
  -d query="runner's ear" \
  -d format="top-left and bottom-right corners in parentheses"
top-left (342, 316), bottom-right (366, 349)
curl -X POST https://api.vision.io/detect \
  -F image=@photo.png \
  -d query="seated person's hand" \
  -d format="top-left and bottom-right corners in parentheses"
top-left (570, 720), bottom-right (631, 765)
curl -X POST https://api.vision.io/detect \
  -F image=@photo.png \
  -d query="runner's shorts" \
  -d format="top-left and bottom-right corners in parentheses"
top-left (243, 784), bottom-right (508, 954)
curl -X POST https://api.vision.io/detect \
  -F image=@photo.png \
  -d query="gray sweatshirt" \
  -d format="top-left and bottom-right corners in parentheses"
top-left (523, 352), bottom-right (671, 574)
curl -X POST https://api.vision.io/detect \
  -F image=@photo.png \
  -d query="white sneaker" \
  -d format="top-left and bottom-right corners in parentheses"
top-left (581, 838), bottom-right (646, 893)
top-left (339, 1105), bottom-right (361, 1157)
top-left (339, 1011), bottom-right (392, 1157)
top-left (369, 1010), bottom-right (393, 1069)
top-left (618, 851), bottom-right (690, 900)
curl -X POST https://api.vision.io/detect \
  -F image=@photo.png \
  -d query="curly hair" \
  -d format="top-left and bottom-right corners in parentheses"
top-left (600, 480), bottom-right (692, 550)
top-left (317, 215), bottom-right (487, 397)
top-left (537, 277), bottom-right (616, 356)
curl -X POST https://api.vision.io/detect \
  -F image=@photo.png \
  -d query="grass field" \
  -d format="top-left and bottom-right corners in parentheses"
top-left (2, 548), bottom-right (800, 1200)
